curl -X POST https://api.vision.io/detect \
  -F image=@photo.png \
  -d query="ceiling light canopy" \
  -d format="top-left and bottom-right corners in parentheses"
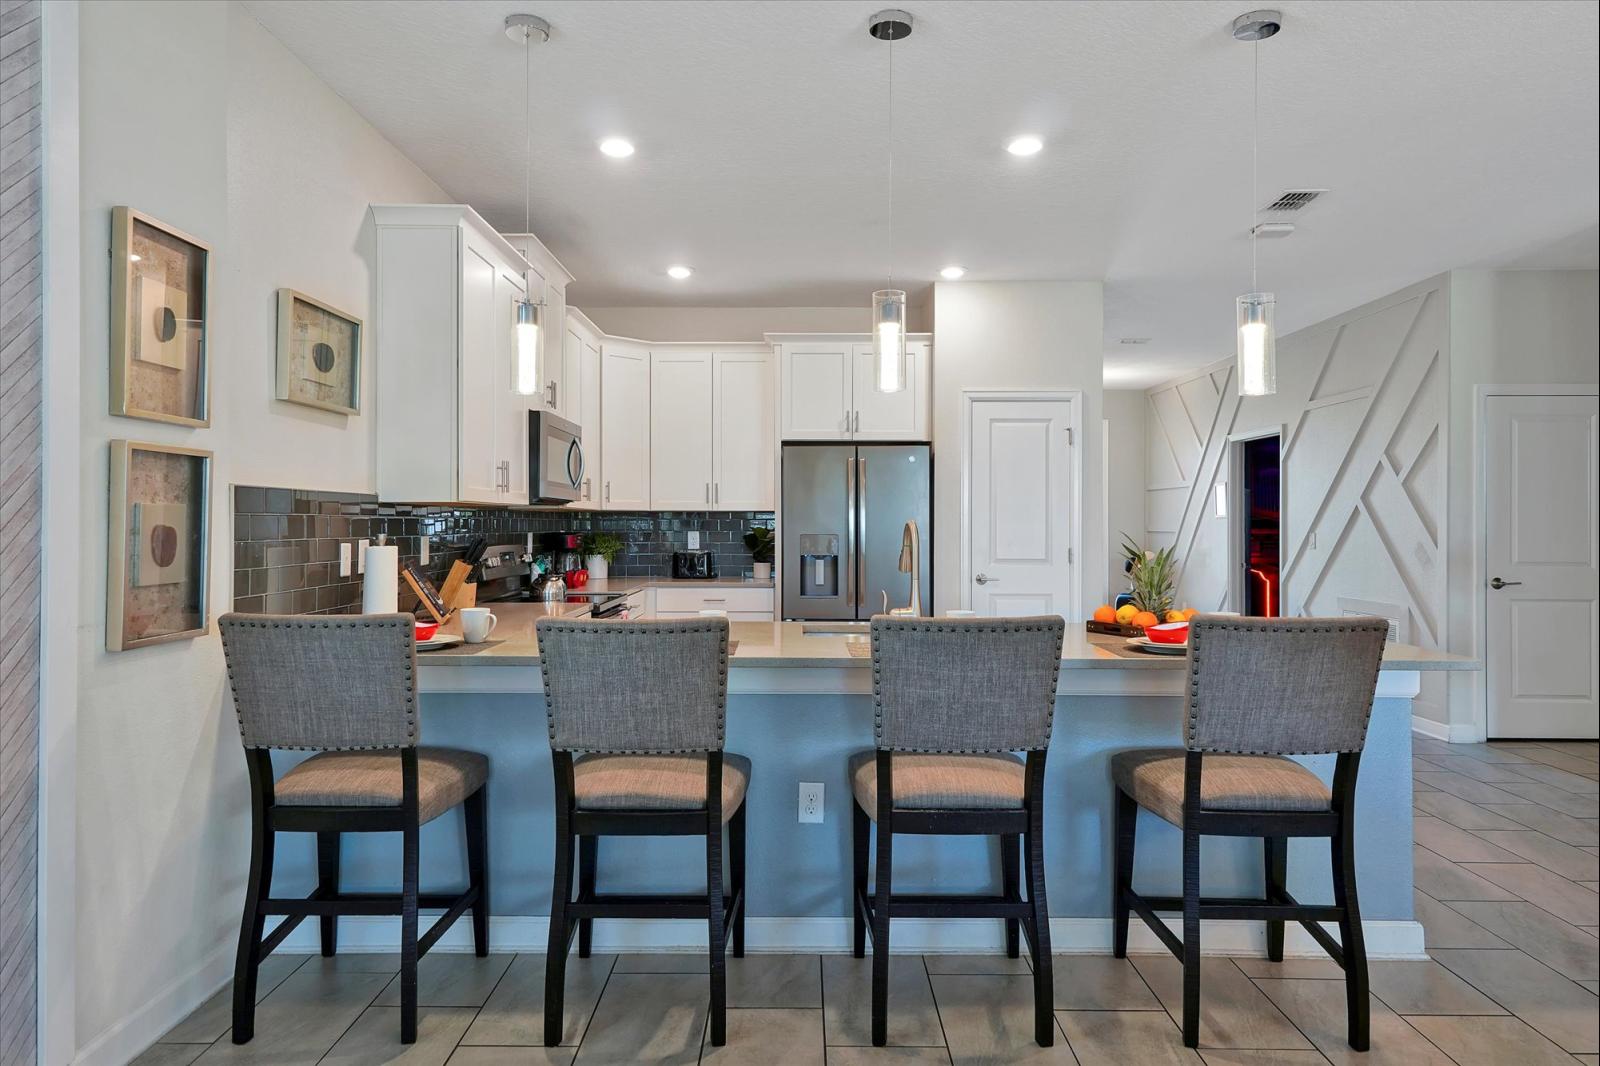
top-left (1006, 135), bottom-right (1043, 157)
top-left (666, 264), bottom-right (693, 280)
top-left (598, 137), bottom-right (635, 158)
top-left (940, 265), bottom-right (966, 280)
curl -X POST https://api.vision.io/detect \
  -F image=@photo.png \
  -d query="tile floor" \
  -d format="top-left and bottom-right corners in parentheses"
top-left (136, 739), bottom-right (1598, 1065)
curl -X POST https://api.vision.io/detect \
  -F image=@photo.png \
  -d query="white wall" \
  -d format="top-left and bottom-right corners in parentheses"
top-left (1102, 389), bottom-right (1147, 602)
top-left (582, 303), bottom-right (931, 342)
top-left (72, 3), bottom-right (448, 1060)
top-left (930, 281), bottom-right (1105, 616)
top-left (1444, 269), bottom-right (1599, 737)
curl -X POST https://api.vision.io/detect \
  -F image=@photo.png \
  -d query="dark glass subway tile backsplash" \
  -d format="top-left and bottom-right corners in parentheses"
top-left (231, 485), bottom-right (773, 615)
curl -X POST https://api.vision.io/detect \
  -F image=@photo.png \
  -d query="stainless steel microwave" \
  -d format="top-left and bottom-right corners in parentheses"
top-left (528, 411), bottom-right (585, 504)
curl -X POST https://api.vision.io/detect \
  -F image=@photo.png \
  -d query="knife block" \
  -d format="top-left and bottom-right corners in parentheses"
top-left (437, 560), bottom-right (475, 613)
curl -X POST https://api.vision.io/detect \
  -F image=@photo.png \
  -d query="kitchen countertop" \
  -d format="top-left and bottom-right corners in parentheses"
top-left (420, 604), bottom-right (1478, 671)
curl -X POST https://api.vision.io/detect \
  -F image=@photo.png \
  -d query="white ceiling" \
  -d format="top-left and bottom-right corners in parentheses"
top-left (245, 0), bottom-right (1599, 387)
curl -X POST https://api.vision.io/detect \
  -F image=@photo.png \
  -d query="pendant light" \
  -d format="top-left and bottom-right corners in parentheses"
top-left (1233, 9), bottom-right (1281, 397)
top-left (506, 14), bottom-right (550, 397)
top-left (869, 10), bottom-right (912, 394)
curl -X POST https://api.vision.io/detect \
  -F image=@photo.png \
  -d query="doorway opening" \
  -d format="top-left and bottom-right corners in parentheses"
top-left (1236, 435), bottom-right (1280, 617)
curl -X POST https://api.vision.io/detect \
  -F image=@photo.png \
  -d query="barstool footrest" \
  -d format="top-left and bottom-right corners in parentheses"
top-left (566, 888), bottom-right (743, 924)
top-left (1127, 888), bottom-right (1349, 964)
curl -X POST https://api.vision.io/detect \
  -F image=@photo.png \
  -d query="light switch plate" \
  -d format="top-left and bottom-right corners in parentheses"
top-left (687, 530), bottom-right (700, 550)
top-left (420, 538), bottom-right (430, 565)
top-left (338, 542), bottom-right (352, 577)
top-left (356, 538), bottom-right (370, 574)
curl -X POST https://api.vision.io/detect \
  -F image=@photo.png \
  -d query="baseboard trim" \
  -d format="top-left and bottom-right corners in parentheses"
top-left (278, 914), bottom-right (1427, 960)
top-left (1411, 715), bottom-right (1450, 741)
top-left (74, 941), bottom-right (236, 1066)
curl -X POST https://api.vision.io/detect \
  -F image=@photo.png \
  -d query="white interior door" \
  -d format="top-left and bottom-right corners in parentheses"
top-left (968, 396), bottom-right (1077, 617)
top-left (1486, 393), bottom-right (1599, 739)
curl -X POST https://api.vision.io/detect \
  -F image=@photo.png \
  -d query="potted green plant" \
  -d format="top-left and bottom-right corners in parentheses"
top-left (583, 532), bottom-right (624, 583)
top-left (743, 526), bottom-right (775, 582)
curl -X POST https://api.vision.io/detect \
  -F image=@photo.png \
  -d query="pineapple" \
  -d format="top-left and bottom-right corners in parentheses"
top-left (1120, 533), bottom-right (1179, 618)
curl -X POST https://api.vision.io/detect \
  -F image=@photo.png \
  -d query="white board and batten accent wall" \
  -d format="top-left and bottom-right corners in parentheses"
top-left (1145, 276), bottom-right (1449, 721)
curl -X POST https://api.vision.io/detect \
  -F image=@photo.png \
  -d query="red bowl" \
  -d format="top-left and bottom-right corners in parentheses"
top-left (1146, 621), bottom-right (1189, 644)
top-left (414, 619), bottom-right (440, 642)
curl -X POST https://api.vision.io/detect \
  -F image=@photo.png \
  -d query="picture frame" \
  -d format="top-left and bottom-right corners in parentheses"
top-left (110, 207), bottom-right (212, 426)
top-left (108, 440), bottom-right (213, 651)
top-left (275, 288), bottom-right (363, 415)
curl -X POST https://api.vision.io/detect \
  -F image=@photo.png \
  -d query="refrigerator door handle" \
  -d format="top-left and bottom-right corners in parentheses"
top-left (845, 455), bottom-right (857, 612)
top-left (857, 456), bottom-right (867, 608)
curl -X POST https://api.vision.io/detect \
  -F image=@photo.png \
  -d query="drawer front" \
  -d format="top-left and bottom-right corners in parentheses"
top-left (655, 586), bottom-right (773, 614)
top-left (658, 609), bottom-right (773, 622)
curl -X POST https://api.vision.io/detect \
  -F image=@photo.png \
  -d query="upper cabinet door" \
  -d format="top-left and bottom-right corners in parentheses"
top-left (600, 342), bottom-right (651, 509)
top-left (781, 343), bottom-right (853, 440)
top-left (496, 260), bottom-right (530, 504)
top-left (458, 241), bottom-right (504, 504)
top-left (650, 350), bottom-right (715, 509)
top-left (579, 329), bottom-right (602, 505)
top-left (713, 351), bottom-right (774, 510)
top-left (852, 340), bottom-right (928, 440)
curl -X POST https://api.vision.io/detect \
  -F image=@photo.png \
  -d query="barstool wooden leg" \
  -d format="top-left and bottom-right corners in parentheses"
top-left (1112, 787), bottom-right (1136, 959)
top-left (1181, 824), bottom-right (1202, 1049)
top-left (1024, 827), bottom-right (1053, 1045)
top-left (317, 832), bottom-right (340, 956)
top-left (577, 835), bottom-right (597, 959)
top-left (1264, 836), bottom-right (1287, 962)
top-left (544, 815), bottom-right (574, 1046)
top-left (465, 787), bottom-right (490, 958)
top-left (851, 803), bottom-right (869, 958)
top-left (870, 815), bottom-right (893, 1047)
top-left (1332, 822), bottom-right (1370, 1050)
top-left (400, 817), bottom-right (420, 1044)
top-left (729, 803), bottom-right (747, 958)
top-left (1001, 833), bottom-right (1021, 959)
top-left (230, 816), bottom-right (273, 1043)
top-left (706, 812), bottom-right (727, 1046)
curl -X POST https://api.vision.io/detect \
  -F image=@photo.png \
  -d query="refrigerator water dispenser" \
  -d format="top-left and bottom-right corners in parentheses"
top-left (796, 534), bottom-right (840, 597)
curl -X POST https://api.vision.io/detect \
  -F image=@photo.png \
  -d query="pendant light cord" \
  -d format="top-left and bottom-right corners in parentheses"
top-left (886, 29), bottom-right (895, 288)
top-left (524, 27), bottom-right (532, 235)
top-left (1250, 38), bottom-right (1258, 293)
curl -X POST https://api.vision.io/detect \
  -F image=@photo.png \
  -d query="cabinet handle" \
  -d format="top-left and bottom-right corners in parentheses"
top-left (583, 477), bottom-right (591, 501)
top-left (854, 410), bottom-right (860, 433)
top-left (605, 480), bottom-right (611, 503)
top-left (703, 598), bottom-right (726, 604)
top-left (706, 482), bottom-right (711, 505)
top-left (547, 381), bottom-right (558, 409)
top-left (714, 482), bottom-right (720, 505)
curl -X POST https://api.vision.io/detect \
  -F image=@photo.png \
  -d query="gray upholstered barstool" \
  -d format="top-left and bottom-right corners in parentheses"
top-left (536, 616), bottom-right (748, 1048)
top-left (850, 615), bottom-right (1066, 1048)
top-left (1110, 614), bottom-right (1389, 1050)
top-left (219, 613), bottom-right (490, 1046)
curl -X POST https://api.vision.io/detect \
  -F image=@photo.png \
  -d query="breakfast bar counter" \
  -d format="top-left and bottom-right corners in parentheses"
top-left (272, 609), bottom-right (1475, 960)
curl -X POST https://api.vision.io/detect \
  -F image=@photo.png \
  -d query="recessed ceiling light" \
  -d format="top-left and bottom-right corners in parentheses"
top-left (666, 265), bottom-right (693, 280)
top-left (940, 266), bottom-right (966, 280)
top-left (598, 137), bottom-right (635, 158)
top-left (1006, 135), bottom-right (1043, 157)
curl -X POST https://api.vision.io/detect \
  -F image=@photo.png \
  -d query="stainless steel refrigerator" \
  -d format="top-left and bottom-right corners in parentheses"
top-left (781, 443), bottom-right (932, 620)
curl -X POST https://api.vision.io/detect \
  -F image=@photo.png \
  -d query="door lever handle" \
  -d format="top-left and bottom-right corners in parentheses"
top-left (975, 573), bottom-right (996, 585)
top-left (1489, 577), bottom-right (1522, 590)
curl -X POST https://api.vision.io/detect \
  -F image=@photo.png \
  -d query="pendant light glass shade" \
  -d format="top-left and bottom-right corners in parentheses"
top-left (1236, 292), bottom-right (1276, 397)
top-left (873, 289), bottom-right (907, 393)
top-left (514, 299), bottom-right (541, 396)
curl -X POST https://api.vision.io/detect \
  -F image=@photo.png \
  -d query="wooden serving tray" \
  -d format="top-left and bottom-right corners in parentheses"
top-left (1086, 620), bottom-right (1146, 638)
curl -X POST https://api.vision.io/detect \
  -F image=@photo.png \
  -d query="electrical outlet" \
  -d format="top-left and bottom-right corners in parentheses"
top-left (356, 538), bottom-right (370, 574)
top-left (420, 538), bottom-right (430, 565)
top-left (798, 782), bottom-right (824, 824)
top-left (687, 530), bottom-right (700, 550)
top-left (338, 542), bottom-right (352, 577)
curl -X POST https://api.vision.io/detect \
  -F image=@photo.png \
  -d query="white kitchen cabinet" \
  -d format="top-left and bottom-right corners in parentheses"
top-left (373, 204), bottom-right (532, 504)
top-left (650, 350), bottom-right (715, 508)
top-left (503, 232), bottom-right (576, 419)
top-left (600, 340), bottom-right (650, 509)
top-left (772, 333), bottom-right (931, 442)
top-left (655, 585), bottom-right (773, 620)
top-left (713, 351), bottom-right (774, 509)
top-left (564, 308), bottom-right (604, 506)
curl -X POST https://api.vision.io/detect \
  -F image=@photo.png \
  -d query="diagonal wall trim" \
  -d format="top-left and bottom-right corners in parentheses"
top-left (0, 3), bottom-right (40, 1064)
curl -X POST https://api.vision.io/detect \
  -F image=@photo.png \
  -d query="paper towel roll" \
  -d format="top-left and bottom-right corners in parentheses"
top-left (362, 545), bottom-right (399, 614)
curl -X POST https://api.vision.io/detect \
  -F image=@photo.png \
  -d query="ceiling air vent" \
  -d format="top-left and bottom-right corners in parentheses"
top-left (1263, 189), bottom-right (1327, 213)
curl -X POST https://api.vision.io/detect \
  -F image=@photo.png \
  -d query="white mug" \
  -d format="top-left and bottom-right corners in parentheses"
top-left (459, 607), bottom-right (498, 643)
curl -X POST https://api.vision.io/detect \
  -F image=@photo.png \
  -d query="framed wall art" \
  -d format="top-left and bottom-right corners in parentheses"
top-left (108, 440), bottom-right (212, 651)
top-left (275, 288), bottom-right (362, 415)
top-left (110, 206), bottom-right (212, 426)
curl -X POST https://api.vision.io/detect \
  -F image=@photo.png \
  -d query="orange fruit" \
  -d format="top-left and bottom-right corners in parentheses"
top-left (1115, 604), bottom-right (1139, 624)
top-left (1093, 605), bottom-right (1116, 623)
top-left (1132, 610), bottom-right (1159, 629)
top-left (1182, 608), bottom-right (1199, 621)
top-left (1165, 610), bottom-right (1187, 623)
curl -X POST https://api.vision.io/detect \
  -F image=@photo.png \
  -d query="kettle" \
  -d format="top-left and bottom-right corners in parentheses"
top-left (534, 571), bottom-right (567, 603)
